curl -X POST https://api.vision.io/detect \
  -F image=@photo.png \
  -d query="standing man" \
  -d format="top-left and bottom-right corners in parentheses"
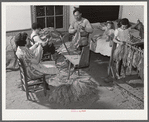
top-left (69, 8), bottom-right (93, 50)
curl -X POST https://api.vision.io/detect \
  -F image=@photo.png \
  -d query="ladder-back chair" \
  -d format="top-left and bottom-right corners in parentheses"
top-left (17, 58), bottom-right (48, 100)
top-left (60, 33), bottom-right (90, 79)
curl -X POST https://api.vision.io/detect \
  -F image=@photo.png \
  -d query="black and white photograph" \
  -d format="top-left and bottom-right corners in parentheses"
top-left (2, 1), bottom-right (148, 120)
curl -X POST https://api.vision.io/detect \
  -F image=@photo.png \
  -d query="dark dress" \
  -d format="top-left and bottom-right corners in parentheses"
top-left (31, 35), bottom-right (55, 55)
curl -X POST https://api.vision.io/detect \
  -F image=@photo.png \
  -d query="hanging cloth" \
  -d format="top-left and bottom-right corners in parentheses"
top-left (71, 28), bottom-right (81, 49)
top-left (70, 18), bottom-right (89, 50)
top-left (123, 44), bottom-right (130, 67)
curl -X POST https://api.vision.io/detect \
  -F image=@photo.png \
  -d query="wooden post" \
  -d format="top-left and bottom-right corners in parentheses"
top-left (108, 41), bottom-right (117, 78)
top-left (67, 62), bottom-right (71, 80)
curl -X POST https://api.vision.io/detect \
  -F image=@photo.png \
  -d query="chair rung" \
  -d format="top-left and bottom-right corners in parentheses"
top-left (22, 85), bottom-right (26, 91)
top-left (28, 82), bottom-right (43, 86)
top-left (21, 73), bottom-right (25, 79)
top-left (28, 85), bottom-right (43, 92)
top-left (20, 67), bottom-right (24, 72)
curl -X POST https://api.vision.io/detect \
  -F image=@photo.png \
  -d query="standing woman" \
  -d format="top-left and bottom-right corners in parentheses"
top-left (113, 18), bottom-right (132, 79)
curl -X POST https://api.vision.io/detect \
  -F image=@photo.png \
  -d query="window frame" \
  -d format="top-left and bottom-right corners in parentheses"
top-left (31, 5), bottom-right (69, 31)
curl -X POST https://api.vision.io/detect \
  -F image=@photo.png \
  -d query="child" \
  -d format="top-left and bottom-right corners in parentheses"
top-left (90, 21), bottom-right (115, 57)
top-left (30, 22), bottom-right (56, 60)
top-left (113, 18), bottom-right (132, 79)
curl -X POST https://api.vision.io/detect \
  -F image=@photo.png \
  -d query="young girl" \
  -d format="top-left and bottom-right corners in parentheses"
top-left (90, 21), bottom-right (115, 57)
top-left (30, 22), bottom-right (56, 60)
top-left (113, 18), bottom-right (132, 79)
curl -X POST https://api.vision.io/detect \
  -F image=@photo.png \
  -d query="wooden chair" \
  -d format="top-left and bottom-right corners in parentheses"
top-left (65, 46), bottom-right (90, 79)
top-left (17, 58), bottom-right (48, 100)
top-left (60, 33), bottom-right (90, 79)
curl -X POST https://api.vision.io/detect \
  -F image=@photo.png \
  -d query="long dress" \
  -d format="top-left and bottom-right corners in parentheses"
top-left (90, 27), bottom-right (115, 57)
top-left (16, 45), bottom-right (59, 79)
top-left (113, 28), bottom-right (131, 61)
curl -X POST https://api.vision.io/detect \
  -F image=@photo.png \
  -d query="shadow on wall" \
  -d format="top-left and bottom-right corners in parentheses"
top-left (6, 29), bottom-right (32, 37)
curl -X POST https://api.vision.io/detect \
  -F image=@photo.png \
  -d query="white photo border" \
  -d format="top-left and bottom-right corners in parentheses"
top-left (2, 1), bottom-right (148, 120)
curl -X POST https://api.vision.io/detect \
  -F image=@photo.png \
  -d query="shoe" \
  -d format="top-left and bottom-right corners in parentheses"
top-left (116, 73), bottom-right (123, 80)
top-left (104, 76), bottom-right (113, 83)
top-left (121, 74), bottom-right (126, 78)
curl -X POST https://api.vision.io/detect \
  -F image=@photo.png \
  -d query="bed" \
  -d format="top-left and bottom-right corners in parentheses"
top-left (89, 20), bottom-right (143, 57)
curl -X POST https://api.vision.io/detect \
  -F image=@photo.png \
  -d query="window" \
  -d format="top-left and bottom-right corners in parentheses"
top-left (31, 5), bottom-right (69, 30)
top-left (35, 6), bottom-right (63, 29)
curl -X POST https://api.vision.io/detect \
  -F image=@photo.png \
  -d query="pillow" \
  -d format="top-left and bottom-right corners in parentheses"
top-left (91, 22), bottom-right (107, 29)
top-left (91, 23), bottom-right (101, 29)
top-left (134, 21), bottom-right (144, 39)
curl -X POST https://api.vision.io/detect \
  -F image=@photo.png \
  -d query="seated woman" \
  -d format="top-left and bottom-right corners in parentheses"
top-left (90, 21), bottom-right (115, 57)
top-left (15, 32), bottom-right (59, 80)
top-left (30, 22), bottom-right (56, 60)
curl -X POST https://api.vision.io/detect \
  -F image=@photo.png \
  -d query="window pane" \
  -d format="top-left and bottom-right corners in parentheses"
top-left (36, 6), bottom-right (45, 17)
top-left (55, 6), bottom-right (63, 15)
top-left (46, 6), bottom-right (54, 16)
top-left (47, 17), bottom-right (54, 27)
top-left (37, 18), bottom-right (45, 28)
top-left (56, 16), bottom-right (63, 28)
